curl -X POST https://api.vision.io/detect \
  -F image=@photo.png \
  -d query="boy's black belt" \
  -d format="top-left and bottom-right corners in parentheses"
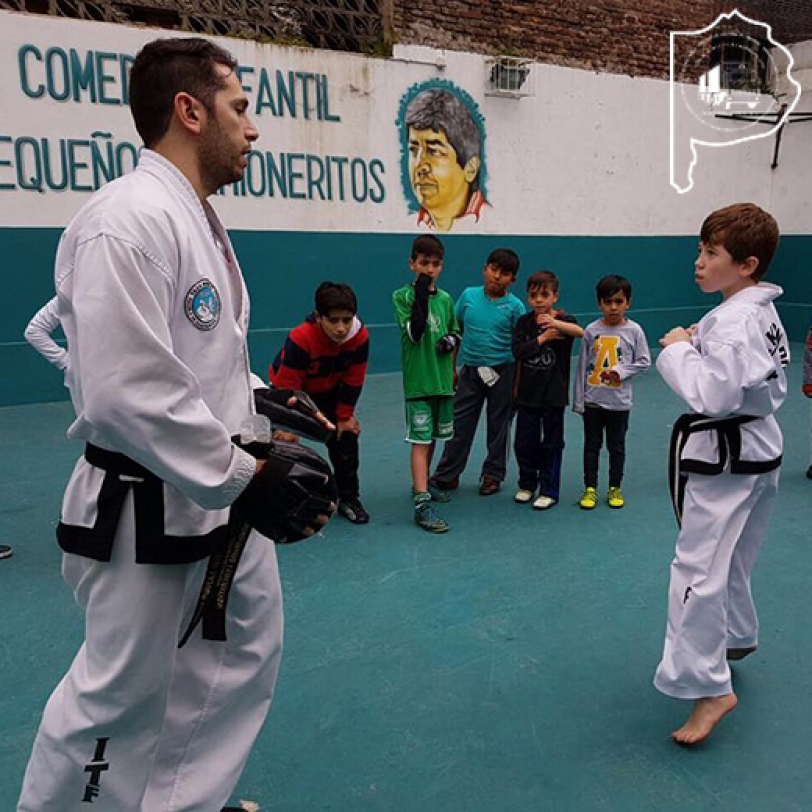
top-left (668, 413), bottom-right (781, 527)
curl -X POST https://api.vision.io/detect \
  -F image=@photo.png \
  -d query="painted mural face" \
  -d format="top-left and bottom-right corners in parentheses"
top-left (408, 127), bottom-right (480, 232)
top-left (399, 82), bottom-right (487, 233)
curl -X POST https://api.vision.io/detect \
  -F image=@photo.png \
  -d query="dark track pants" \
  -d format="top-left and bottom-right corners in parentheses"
top-left (514, 406), bottom-right (565, 500)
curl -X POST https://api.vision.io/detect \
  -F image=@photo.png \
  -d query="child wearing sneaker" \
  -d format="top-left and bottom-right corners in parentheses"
top-left (653, 203), bottom-right (788, 744)
top-left (573, 274), bottom-right (650, 509)
top-left (269, 281), bottom-right (371, 524)
top-left (512, 271), bottom-right (584, 510)
top-left (431, 248), bottom-right (525, 497)
top-left (393, 235), bottom-right (460, 533)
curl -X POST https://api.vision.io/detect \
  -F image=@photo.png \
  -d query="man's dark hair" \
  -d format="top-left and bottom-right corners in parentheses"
top-left (405, 89), bottom-right (482, 190)
top-left (411, 234), bottom-right (445, 260)
top-left (129, 38), bottom-right (238, 148)
top-left (700, 202), bottom-right (779, 282)
top-left (486, 248), bottom-right (520, 278)
top-left (314, 282), bottom-right (357, 316)
top-left (527, 270), bottom-right (559, 293)
top-left (596, 274), bottom-right (632, 302)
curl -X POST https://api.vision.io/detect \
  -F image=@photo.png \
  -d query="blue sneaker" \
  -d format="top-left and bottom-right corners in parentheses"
top-left (414, 501), bottom-right (449, 533)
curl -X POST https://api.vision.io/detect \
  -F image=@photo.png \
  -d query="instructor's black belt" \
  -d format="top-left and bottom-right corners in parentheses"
top-left (668, 413), bottom-right (781, 527)
top-left (58, 444), bottom-right (251, 647)
top-left (57, 444), bottom-right (228, 565)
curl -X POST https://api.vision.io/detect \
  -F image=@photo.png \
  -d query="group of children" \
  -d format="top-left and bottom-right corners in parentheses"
top-left (22, 201), bottom-right (794, 746)
top-left (387, 201), bottom-right (792, 745)
top-left (390, 202), bottom-right (794, 745)
top-left (397, 236), bottom-right (651, 533)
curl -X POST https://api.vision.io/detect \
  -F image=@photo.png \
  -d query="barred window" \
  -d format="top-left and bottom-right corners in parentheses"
top-left (0, 0), bottom-right (390, 55)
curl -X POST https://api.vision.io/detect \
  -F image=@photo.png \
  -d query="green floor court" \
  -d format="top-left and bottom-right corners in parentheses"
top-left (2, 348), bottom-right (811, 811)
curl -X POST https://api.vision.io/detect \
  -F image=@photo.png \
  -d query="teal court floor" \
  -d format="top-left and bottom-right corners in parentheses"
top-left (2, 348), bottom-right (811, 811)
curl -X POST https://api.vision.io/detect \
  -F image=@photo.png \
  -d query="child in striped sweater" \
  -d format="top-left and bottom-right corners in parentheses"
top-left (269, 282), bottom-right (371, 523)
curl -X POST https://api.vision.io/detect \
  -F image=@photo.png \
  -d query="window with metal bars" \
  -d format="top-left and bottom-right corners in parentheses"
top-left (0, 0), bottom-right (390, 55)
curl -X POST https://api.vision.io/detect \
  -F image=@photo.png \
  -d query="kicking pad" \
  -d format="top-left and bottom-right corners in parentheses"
top-left (254, 387), bottom-right (333, 443)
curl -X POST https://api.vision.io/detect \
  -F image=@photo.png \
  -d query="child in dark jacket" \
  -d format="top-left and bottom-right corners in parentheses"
top-left (512, 271), bottom-right (584, 509)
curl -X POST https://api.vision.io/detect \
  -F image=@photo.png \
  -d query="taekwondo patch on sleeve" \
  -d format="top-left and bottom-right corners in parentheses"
top-left (185, 279), bottom-right (221, 331)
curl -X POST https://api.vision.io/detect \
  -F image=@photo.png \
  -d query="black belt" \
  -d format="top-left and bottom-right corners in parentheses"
top-left (178, 506), bottom-right (251, 648)
top-left (63, 444), bottom-right (244, 647)
top-left (84, 443), bottom-right (154, 479)
top-left (180, 435), bottom-right (269, 648)
top-left (668, 413), bottom-right (780, 527)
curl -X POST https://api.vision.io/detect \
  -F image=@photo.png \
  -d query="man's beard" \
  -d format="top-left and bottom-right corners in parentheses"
top-left (199, 121), bottom-right (243, 194)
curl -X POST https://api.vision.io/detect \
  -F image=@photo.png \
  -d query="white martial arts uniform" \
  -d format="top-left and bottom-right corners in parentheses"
top-left (18, 150), bottom-right (284, 811)
top-left (654, 283), bottom-right (789, 699)
top-left (24, 296), bottom-right (68, 371)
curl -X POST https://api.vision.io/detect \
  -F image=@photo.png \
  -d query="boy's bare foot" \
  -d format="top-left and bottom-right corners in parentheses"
top-left (672, 694), bottom-right (738, 745)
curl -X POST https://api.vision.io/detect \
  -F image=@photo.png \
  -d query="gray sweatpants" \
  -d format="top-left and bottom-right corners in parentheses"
top-left (434, 362), bottom-right (516, 484)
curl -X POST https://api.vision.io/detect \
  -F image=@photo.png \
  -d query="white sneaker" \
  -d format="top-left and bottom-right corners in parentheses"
top-left (532, 495), bottom-right (557, 510)
top-left (514, 489), bottom-right (534, 504)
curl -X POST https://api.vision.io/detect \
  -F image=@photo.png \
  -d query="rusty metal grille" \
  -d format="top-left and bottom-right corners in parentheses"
top-left (0, 0), bottom-right (390, 54)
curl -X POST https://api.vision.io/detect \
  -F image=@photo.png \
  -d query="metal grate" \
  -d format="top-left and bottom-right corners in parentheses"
top-left (485, 55), bottom-right (534, 99)
top-left (0, 0), bottom-right (390, 54)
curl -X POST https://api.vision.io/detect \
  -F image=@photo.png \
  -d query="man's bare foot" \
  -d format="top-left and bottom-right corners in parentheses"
top-left (672, 694), bottom-right (738, 745)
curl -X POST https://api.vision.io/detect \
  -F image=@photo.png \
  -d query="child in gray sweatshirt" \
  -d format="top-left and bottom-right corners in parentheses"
top-left (573, 274), bottom-right (650, 509)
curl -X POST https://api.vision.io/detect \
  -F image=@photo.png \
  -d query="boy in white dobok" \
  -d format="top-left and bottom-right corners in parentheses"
top-left (654, 203), bottom-right (789, 745)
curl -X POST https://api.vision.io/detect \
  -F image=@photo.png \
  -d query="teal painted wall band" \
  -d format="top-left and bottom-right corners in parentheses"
top-left (5, 228), bottom-right (812, 406)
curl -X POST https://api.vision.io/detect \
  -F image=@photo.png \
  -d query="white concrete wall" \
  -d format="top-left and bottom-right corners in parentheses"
top-left (0, 11), bottom-right (809, 236)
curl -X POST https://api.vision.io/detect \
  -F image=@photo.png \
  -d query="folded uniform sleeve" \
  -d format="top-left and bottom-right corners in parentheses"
top-left (657, 340), bottom-right (748, 416)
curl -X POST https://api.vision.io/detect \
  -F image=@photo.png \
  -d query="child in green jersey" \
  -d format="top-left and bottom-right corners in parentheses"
top-left (393, 235), bottom-right (460, 533)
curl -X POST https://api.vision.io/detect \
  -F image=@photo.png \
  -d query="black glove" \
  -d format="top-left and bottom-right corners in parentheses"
top-left (233, 439), bottom-right (337, 543)
top-left (436, 333), bottom-right (460, 354)
top-left (254, 387), bottom-right (333, 443)
top-left (409, 273), bottom-right (432, 342)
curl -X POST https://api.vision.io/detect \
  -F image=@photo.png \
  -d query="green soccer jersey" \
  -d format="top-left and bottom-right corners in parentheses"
top-left (392, 283), bottom-right (458, 399)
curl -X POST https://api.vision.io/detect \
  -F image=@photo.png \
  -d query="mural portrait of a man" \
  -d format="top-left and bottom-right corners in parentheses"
top-left (400, 84), bottom-right (487, 232)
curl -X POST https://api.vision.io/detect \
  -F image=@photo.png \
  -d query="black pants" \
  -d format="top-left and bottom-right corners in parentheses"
top-left (514, 406), bottom-right (565, 500)
top-left (313, 395), bottom-right (360, 502)
top-left (582, 406), bottom-right (629, 488)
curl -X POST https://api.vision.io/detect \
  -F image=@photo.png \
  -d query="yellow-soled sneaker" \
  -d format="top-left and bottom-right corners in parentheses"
top-left (579, 487), bottom-right (598, 510)
top-left (607, 486), bottom-right (625, 509)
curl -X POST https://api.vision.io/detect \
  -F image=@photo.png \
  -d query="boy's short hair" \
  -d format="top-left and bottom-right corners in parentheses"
top-left (700, 202), bottom-right (779, 282)
top-left (527, 270), bottom-right (559, 293)
top-left (314, 282), bottom-right (357, 316)
top-left (596, 274), bottom-right (632, 301)
top-left (486, 248), bottom-right (520, 278)
top-left (411, 234), bottom-right (445, 260)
